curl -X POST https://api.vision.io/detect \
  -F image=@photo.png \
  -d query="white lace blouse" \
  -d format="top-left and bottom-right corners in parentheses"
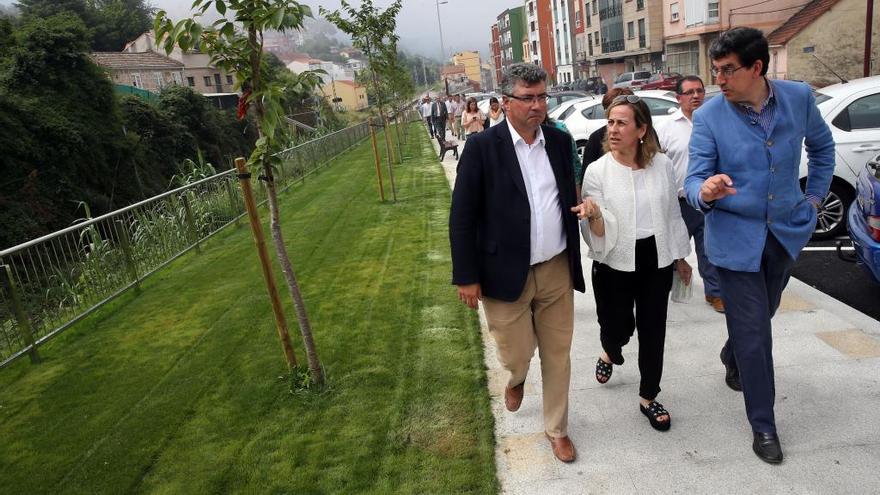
top-left (580, 152), bottom-right (691, 272)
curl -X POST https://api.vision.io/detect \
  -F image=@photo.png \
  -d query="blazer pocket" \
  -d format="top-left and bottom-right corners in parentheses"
top-left (789, 199), bottom-right (817, 226)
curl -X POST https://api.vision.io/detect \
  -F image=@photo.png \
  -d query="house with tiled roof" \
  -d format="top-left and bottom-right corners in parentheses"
top-left (321, 80), bottom-right (368, 111)
top-left (90, 52), bottom-right (185, 93)
top-left (121, 32), bottom-right (237, 95)
top-left (766, 0), bottom-right (879, 86)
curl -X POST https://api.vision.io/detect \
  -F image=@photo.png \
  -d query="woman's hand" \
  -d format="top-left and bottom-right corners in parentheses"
top-left (571, 197), bottom-right (601, 220)
top-left (675, 259), bottom-right (692, 286)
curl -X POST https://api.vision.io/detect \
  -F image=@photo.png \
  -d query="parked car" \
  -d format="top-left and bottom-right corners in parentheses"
top-left (546, 90), bottom-right (589, 111)
top-left (845, 153), bottom-right (880, 283)
top-left (799, 74), bottom-right (880, 239)
top-left (571, 76), bottom-right (606, 94)
top-left (641, 72), bottom-right (682, 91)
top-left (612, 71), bottom-right (652, 89)
top-left (547, 90), bottom-right (680, 163)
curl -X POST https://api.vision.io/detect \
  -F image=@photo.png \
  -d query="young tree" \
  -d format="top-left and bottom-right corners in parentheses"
top-left (321, 0), bottom-right (403, 194)
top-left (156, 0), bottom-right (325, 386)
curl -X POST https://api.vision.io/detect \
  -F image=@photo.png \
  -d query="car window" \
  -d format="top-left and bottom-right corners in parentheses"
top-left (648, 74), bottom-right (660, 82)
top-left (635, 71), bottom-right (651, 80)
top-left (560, 94), bottom-right (580, 103)
top-left (813, 91), bottom-right (832, 106)
top-left (559, 105), bottom-right (578, 121)
top-left (832, 93), bottom-right (880, 131)
top-left (581, 104), bottom-right (605, 120)
top-left (643, 97), bottom-right (679, 116)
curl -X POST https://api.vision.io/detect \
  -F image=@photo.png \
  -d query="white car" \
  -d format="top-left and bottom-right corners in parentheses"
top-left (798, 75), bottom-right (880, 239)
top-left (548, 90), bottom-right (680, 163)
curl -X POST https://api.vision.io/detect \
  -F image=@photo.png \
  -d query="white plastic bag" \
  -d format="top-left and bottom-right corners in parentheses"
top-left (670, 272), bottom-right (693, 303)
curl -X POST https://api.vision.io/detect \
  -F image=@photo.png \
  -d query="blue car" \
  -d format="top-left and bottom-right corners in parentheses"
top-left (846, 153), bottom-right (880, 284)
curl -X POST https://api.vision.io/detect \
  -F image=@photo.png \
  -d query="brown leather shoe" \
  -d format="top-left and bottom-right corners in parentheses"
top-left (705, 295), bottom-right (725, 313)
top-left (504, 382), bottom-right (524, 412)
top-left (546, 434), bottom-right (577, 463)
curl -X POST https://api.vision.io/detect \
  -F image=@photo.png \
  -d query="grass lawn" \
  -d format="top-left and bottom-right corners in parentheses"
top-left (0, 123), bottom-right (497, 494)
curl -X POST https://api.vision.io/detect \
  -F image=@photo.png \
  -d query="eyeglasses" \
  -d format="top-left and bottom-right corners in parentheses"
top-left (710, 65), bottom-right (747, 78)
top-left (612, 95), bottom-right (641, 104)
top-left (504, 93), bottom-right (550, 104)
top-left (679, 88), bottom-right (706, 97)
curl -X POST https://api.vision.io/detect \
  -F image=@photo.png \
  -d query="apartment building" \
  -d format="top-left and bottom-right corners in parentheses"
top-left (662, 0), bottom-right (808, 83)
top-left (550, 0), bottom-right (576, 84)
top-left (525, 0), bottom-right (557, 83)
top-left (498, 7), bottom-right (526, 73)
top-left (491, 23), bottom-right (503, 86)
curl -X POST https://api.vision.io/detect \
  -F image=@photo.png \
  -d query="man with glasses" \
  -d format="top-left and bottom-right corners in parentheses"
top-left (450, 63), bottom-right (585, 463)
top-left (657, 76), bottom-right (725, 314)
top-left (684, 27), bottom-right (834, 464)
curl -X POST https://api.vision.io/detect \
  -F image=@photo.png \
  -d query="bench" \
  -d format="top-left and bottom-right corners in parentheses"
top-left (436, 135), bottom-right (459, 160)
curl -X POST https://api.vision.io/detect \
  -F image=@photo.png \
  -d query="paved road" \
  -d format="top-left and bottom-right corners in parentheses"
top-left (793, 237), bottom-right (880, 322)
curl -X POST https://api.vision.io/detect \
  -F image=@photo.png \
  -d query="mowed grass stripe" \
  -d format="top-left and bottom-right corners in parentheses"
top-left (0, 124), bottom-right (497, 494)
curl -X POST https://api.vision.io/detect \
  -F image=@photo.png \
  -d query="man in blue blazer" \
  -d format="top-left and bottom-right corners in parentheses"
top-left (684, 27), bottom-right (834, 463)
top-left (449, 63), bottom-right (585, 463)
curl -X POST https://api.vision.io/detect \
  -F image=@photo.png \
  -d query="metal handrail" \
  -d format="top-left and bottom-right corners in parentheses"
top-left (0, 120), bottom-right (372, 368)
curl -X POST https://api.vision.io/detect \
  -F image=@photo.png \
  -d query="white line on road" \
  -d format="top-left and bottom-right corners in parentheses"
top-left (803, 246), bottom-right (855, 252)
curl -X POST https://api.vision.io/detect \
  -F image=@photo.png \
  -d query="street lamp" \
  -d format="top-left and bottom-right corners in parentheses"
top-left (436, 0), bottom-right (448, 63)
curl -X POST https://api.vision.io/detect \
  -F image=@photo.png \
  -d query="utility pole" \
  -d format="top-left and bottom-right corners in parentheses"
top-left (435, 0), bottom-right (447, 63)
top-left (865, 0), bottom-right (875, 77)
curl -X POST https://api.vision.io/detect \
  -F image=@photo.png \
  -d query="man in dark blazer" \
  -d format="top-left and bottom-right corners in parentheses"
top-left (431, 95), bottom-right (448, 139)
top-left (449, 63), bottom-right (585, 463)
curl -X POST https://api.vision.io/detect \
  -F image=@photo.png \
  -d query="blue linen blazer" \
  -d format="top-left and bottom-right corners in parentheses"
top-left (684, 79), bottom-right (835, 272)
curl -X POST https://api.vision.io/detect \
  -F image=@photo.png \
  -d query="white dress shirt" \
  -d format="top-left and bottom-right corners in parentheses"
top-left (632, 169), bottom-right (654, 239)
top-left (656, 109), bottom-right (692, 198)
top-left (580, 153), bottom-right (691, 271)
top-left (506, 119), bottom-right (566, 265)
top-left (420, 102), bottom-right (432, 118)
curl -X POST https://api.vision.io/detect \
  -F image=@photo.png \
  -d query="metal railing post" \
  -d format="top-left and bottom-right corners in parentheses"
top-left (181, 194), bottom-right (201, 253)
top-left (0, 265), bottom-right (40, 364)
top-left (224, 179), bottom-right (240, 227)
top-left (115, 220), bottom-right (140, 292)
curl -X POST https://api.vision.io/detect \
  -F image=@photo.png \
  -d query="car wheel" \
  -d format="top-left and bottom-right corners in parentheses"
top-left (810, 180), bottom-right (855, 240)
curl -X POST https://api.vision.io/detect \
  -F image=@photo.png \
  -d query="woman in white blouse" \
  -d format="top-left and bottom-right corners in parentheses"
top-left (572, 94), bottom-right (692, 432)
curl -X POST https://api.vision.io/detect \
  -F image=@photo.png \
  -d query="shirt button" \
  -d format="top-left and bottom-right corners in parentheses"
top-left (767, 219), bottom-right (773, 224)
top-left (770, 167), bottom-right (776, 173)
top-left (768, 194), bottom-right (774, 200)
top-left (767, 140), bottom-right (774, 147)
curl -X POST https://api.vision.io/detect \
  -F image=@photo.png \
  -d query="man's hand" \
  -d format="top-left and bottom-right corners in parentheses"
top-left (457, 283), bottom-right (482, 309)
top-left (700, 174), bottom-right (737, 203)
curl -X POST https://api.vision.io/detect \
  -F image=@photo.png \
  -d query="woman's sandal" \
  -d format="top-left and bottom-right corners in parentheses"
top-left (595, 357), bottom-right (613, 384)
top-left (640, 401), bottom-right (671, 431)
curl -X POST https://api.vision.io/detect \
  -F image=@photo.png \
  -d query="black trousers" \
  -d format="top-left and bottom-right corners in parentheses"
top-left (592, 236), bottom-right (674, 400)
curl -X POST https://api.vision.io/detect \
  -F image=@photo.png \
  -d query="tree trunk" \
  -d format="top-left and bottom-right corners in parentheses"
top-left (264, 173), bottom-right (324, 385)
top-left (248, 25), bottom-right (324, 385)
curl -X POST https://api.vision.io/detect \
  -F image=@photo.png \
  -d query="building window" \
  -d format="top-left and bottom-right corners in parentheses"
top-left (575, 18), bottom-right (580, 29)
top-left (154, 72), bottom-right (163, 89)
top-left (708, 2), bottom-right (719, 22)
top-left (172, 72), bottom-right (182, 85)
top-left (670, 2), bottom-right (679, 22)
top-left (627, 21), bottom-right (634, 40)
top-left (637, 0), bottom-right (644, 10)
top-left (595, 32), bottom-right (600, 46)
top-left (592, 0), bottom-right (597, 15)
top-left (588, 33), bottom-right (593, 55)
top-left (131, 73), bottom-right (142, 88)
top-left (187, 76), bottom-right (195, 87)
top-left (638, 18), bottom-right (645, 48)
top-left (226, 75), bottom-right (233, 85)
top-left (204, 76), bottom-right (213, 86)
top-left (531, 21), bottom-right (536, 32)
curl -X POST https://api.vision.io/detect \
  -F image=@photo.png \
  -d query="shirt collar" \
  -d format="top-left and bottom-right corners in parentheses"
top-left (506, 118), bottom-right (546, 148)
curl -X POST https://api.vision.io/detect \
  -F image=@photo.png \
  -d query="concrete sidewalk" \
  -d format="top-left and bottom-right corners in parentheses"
top-left (432, 131), bottom-right (880, 494)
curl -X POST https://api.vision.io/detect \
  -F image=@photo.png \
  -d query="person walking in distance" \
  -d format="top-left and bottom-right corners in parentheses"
top-left (656, 76), bottom-right (725, 314)
top-left (450, 63), bottom-right (585, 463)
top-left (431, 95), bottom-right (448, 139)
top-left (684, 27), bottom-right (834, 464)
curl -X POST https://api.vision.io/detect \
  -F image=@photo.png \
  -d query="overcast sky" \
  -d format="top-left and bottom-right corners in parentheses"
top-left (0, 0), bottom-right (516, 62)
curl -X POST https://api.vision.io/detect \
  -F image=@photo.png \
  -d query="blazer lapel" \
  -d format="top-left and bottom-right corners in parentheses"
top-left (495, 123), bottom-right (528, 199)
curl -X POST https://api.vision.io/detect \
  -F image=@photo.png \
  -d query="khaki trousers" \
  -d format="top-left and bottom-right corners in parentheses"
top-left (481, 251), bottom-right (574, 438)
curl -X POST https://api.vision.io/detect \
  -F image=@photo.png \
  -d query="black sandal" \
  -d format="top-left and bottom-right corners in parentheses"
top-left (595, 357), bottom-right (612, 384)
top-left (640, 401), bottom-right (671, 431)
